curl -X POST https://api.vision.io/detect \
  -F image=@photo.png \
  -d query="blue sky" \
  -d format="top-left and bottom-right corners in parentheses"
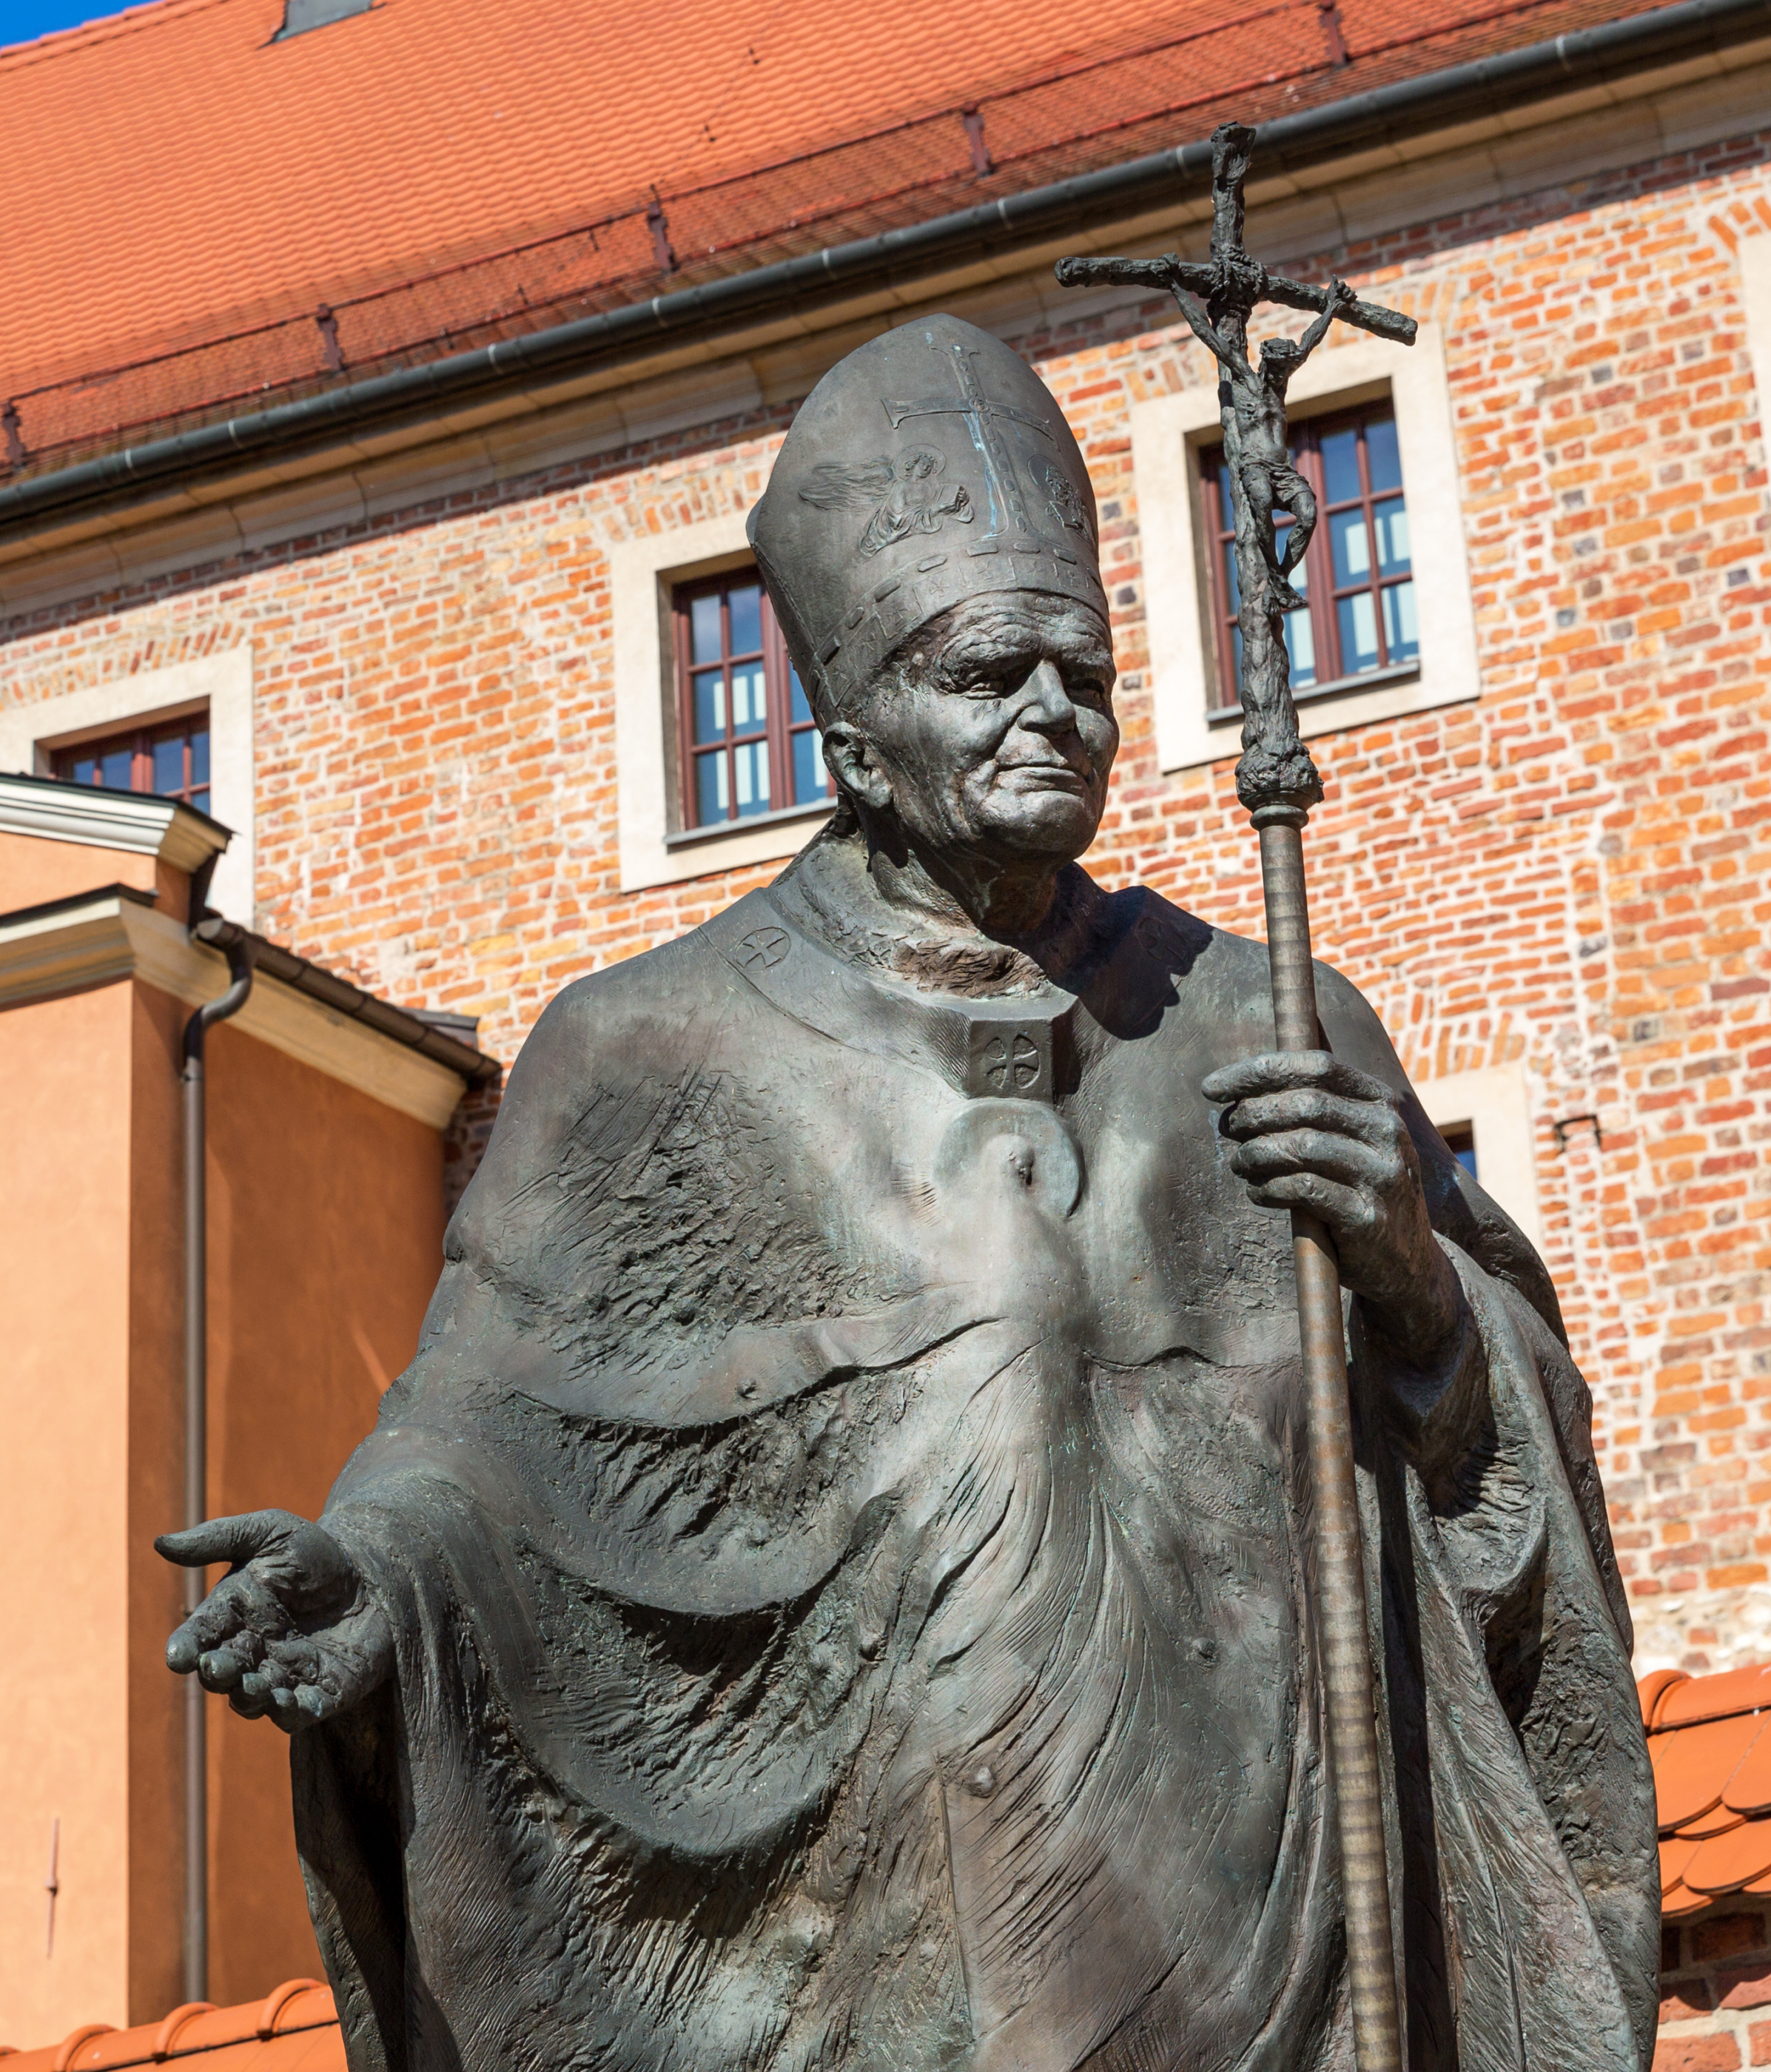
top-left (0, 0), bottom-right (137, 47)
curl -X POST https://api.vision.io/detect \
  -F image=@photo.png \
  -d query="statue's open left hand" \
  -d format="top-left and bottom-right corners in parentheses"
top-left (1201, 1051), bottom-right (1465, 1365)
top-left (156, 1510), bottom-right (392, 1732)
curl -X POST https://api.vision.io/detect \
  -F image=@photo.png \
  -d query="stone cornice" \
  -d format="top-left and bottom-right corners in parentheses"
top-left (0, 889), bottom-right (468, 1128)
top-left (0, 771), bottom-right (230, 875)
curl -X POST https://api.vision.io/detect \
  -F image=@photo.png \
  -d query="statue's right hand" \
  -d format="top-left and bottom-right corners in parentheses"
top-left (155, 1511), bottom-right (393, 1732)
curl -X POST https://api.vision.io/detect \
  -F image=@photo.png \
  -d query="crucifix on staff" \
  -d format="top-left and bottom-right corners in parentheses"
top-left (1058, 120), bottom-right (1419, 2072)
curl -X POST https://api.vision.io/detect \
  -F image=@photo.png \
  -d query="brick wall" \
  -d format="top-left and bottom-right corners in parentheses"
top-left (4, 127), bottom-right (1770, 1669)
top-left (1660, 1906), bottom-right (1771, 2070)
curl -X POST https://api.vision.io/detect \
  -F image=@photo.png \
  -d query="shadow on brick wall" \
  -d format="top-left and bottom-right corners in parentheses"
top-left (443, 1077), bottom-right (503, 1225)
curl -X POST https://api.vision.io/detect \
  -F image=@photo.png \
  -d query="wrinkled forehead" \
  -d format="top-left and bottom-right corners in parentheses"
top-left (901, 591), bottom-right (1113, 667)
top-left (747, 314), bottom-right (1108, 721)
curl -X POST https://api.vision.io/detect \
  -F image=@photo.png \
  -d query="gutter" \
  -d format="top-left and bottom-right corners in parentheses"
top-left (178, 931), bottom-right (255, 2008)
top-left (1, 0), bottom-right (1767, 539)
top-left (191, 916), bottom-right (500, 1082)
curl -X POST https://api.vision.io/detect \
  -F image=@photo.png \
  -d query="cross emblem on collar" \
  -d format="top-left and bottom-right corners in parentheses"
top-left (884, 335), bottom-right (1055, 540)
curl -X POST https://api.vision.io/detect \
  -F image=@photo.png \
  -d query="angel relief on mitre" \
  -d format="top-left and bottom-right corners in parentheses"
top-left (798, 446), bottom-right (973, 556)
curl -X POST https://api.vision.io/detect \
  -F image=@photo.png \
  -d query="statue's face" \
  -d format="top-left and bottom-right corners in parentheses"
top-left (833, 592), bottom-right (1118, 875)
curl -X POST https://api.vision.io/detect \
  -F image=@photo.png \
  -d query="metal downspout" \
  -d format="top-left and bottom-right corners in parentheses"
top-left (178, 930), bottom-right (254, 2006)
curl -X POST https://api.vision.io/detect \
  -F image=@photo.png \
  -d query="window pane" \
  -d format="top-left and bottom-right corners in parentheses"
top-left (1382, 580), bottom-right (1419, 662)
top-left (1337, 591), bottom-right (1380, 671)
top-left (152, 736), bottom-right (185, 796)
top-left (1320, 426), bottom-right (1361, 505)
top-left (691, 668), bottom-right (726, 744)
top-left (101, 747), bottom-right (134, 789)
top-left (1373, 497), bottom-right (1409, 574)
top-left (1215, 464), bottom-right (1234, 531)
top-left (1220, 537), bottom-right (1240, 616)
top-left (730, 663), bottom-right (767, 733)
top-left (192, 728), bottom-right (211, 787)
top-left (190, 789), bottom-right (211, 816)
top-left (727, 584), bottom-right (762, 657)
top-left (689, 593), bottom-right (723, 665)
top-left (1229, 623), bottom-right (1243, 698)
top-left (792, 727), bottom-right (827, 802)
top-left (733, 739), bottom-right (770, 816)
top-left (695, 750), bottom-right (727, 824)
top-left (790, 665), bottom-right (813, 728)
top-left (71, 754), bottom-right (100, 785)
top-left (1329, 510), bottom-right (1370, 585)
top-left (1284, 601), bottom-right (1317, 687)
top-left (1365, 414), bottom-right (1402, 495)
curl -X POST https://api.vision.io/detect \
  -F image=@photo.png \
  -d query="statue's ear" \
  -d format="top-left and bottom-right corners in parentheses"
top-left (823, 720), bottom-right (893, 815)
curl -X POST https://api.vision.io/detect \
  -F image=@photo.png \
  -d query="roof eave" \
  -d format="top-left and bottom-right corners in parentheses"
top-left (0, 0), bottom-right (1765, 543)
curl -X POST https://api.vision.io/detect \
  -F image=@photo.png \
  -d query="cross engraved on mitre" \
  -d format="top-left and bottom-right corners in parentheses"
top-left (799, 448), bottom-right (972, 557)
top-left (884, 334), bottom-right (1056, 539)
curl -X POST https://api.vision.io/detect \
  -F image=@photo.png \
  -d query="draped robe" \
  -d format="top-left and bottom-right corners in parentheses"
top-left (293, 858), bottom-right (1659, 2072)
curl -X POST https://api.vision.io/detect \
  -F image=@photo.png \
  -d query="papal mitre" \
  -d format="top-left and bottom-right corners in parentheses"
top-left (747, 314), bottom-right (1107, 720)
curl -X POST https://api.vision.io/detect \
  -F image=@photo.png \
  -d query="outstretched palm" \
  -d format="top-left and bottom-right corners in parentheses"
top-left (157, 1511), bottom-right (392, 1731)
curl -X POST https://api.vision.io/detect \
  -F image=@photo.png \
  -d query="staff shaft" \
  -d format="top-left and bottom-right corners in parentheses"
top-left (1259, 813), bottom-right (1404, 2072)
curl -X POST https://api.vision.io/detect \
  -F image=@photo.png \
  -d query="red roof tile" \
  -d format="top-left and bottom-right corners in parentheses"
top-left (0, 1982), bottom-right (342, 2068)
top-left (1643, 1669), bottom-right (1771, 1920)
top-left (0, 0), bottom-right (1693, 471)
top-left (1687, 1823), bottom-right (1771, 1899)
top-left (1658, 1666), bottom-right (1771, 1730)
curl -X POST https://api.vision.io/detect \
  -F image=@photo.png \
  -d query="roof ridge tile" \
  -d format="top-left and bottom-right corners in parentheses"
top-left (0, 1985), bottom-right (339, 2069)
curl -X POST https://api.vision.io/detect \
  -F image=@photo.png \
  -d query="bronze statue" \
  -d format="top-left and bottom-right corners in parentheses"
top-left (159, 287), bottom-right (1657, 2069)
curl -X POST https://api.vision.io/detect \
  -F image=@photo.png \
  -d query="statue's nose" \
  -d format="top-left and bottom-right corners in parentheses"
top-left (1018, 659), bottom-right (1077, 731)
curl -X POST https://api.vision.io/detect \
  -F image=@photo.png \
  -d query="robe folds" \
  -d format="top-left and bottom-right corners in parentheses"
top-left (293, 859), bottom-right (1659, 2072)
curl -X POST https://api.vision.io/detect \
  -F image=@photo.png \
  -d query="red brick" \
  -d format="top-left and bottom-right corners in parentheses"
top-left (1722, 1967), bottom-right (1771, 2011)
top-left (1697, 1915), bottom-right (1771, 1964)
top-left (1664, 1982), bottom-right (1717, 2020)
top-left (1656, 2036), bottom-right (1741, 2072)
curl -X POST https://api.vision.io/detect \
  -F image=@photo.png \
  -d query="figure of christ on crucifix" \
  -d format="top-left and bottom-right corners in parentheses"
top-left (1177, 275), bottom-right (1357, 610)
top-left (1057, 120), bottom-right (1419, 815)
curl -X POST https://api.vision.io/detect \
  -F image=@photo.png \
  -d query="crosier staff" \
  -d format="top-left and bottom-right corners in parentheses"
top-left (1058, 120), bottom-right (1417, 2072)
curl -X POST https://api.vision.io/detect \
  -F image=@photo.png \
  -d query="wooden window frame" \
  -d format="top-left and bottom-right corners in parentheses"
top-left (1199, 402), bottom-right (1414, 713)
top-left (52, 710), bottom-right (212, 812)
top-left (672, 571), bottom-right (827, 830)
top-left (1440, 1121), bottom-right (1478, 1180)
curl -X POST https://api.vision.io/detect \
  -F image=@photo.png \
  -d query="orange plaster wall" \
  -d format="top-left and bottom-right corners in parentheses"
top-left (0, 952), bottom-right (448, 2035)
top-left (0, 831), bottom-right (168, 914)
top-left (0, 979), bottom-right (138, 2044)
top-left (198, 1015), bottom-right (446, 2008)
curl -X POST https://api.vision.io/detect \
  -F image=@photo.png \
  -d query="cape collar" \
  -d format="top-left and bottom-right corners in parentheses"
top-left (703, 884), bottom-right (1083, 1103)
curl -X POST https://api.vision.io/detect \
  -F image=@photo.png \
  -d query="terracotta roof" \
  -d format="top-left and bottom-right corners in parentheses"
top-left (0, 0), bottom-right (1696, 474)
top-left (1644, 1669), bottom-right (1771, 1917)
top-left (0, 1982), bottom-right (343, 2068)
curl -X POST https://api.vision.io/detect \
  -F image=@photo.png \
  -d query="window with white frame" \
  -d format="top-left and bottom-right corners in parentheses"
top-left (0, 650), bottom-right (253, 918)
top-left (1414, 1065), bottom-right (1543, 1254)
top-left (1129, 323), bottom-right (1479, 776)
top-left (609, 507), bottom-right (833, 895)
top-left (671, 568), bottom-right (834, 830)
